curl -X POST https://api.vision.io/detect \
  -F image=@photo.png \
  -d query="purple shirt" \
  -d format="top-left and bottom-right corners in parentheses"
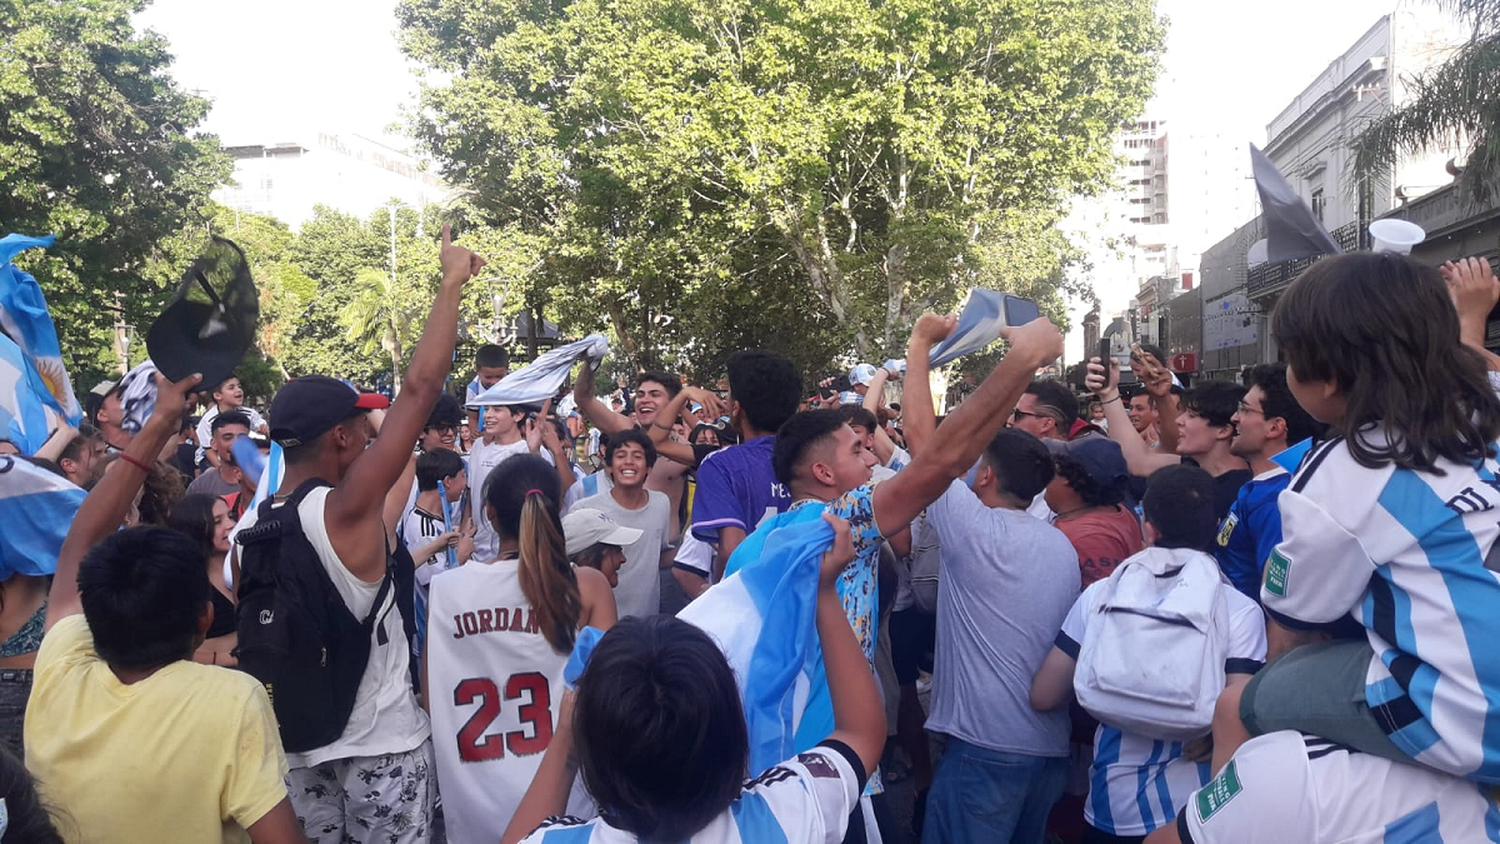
top-left (690, 435), bottom-right (792, 543)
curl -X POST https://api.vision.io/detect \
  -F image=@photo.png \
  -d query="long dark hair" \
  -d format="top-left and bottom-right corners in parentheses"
top-left (1271, 252), bottom-right (1500, 471)
top-left (168, 494), bottom-right (221, 560)
top-left (484, 455), bottom-right (580, 654)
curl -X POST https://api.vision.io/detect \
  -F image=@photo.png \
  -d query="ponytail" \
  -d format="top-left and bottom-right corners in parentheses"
top-left (516, 489), bottom-right (582, 654)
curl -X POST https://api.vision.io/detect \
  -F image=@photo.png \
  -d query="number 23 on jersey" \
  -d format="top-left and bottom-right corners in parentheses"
top-left (453, 672), bottom-right (554, 762)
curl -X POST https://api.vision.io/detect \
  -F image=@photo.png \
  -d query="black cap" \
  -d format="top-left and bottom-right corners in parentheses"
top-left (147, 237), bottom-right (259, 388)
top-left (268, 376), bottom-right (390, 447)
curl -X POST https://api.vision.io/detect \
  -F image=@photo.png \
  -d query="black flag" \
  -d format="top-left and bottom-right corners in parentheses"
top-left (147, 237), bottom-right (260, 388)
top-left (1250, 144), bottom-right (1342, 263)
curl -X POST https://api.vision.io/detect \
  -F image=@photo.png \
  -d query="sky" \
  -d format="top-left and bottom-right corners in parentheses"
top-left (136, 0), bottom-right (1400, 151)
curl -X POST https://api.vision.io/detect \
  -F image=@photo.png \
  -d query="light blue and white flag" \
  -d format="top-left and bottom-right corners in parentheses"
top-left (470, 334), bottom-right (608, 407)
top-left (0, 453), bottom-right (84, 579)
top-left (0, 332), bottom-right (52, 454)
top-left (247, 441), bottom-right (285, 511)
top-left (928, 288), bottom-right (1007, 367)
top-left (678, 514), bottom-right (835, 773)
top-left (0, 234), bottom-right (82, 428)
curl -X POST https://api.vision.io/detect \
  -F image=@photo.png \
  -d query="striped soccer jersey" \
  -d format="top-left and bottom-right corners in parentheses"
top-left (1180, 731), bottom-right (1500, 843)
top-left (520, 741), bottom-right (864, 843)
top-left (427, 560), bottom-right (585, 844)
top-left (1057, 568), bottom-right (1267, 836)
top-left (1262, 433), bottom-right (1500, 782)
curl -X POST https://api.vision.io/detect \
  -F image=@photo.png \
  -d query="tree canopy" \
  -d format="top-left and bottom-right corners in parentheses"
top-left (399, 0), bottom-right (1163, 370)
top-left (0, 0), bottom-right (229, 386)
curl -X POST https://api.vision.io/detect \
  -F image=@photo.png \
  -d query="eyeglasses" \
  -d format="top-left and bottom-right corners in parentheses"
top-left (1012, 408), bottom-right (1053, 422)
top-left (1235, 402), bottom-right (1266, 417)
top-left (428, 424), bottom-right (459, 434)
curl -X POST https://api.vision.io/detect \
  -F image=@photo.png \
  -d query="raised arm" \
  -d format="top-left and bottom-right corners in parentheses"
top-left (860, 368), bottom-right (899, 465)
top-left (898, 315), bottom-right (955, 458)
top-left (502, 690), bottom-right (581, 844)
top-left (47, 372), bottom-right (202, 631)
top-left (537, 406), bottom-right (577, 495)
top-left (572, 358), bottom-right (635, 436)
top-left (1443, 257), bottom-right (1500, 371)
top-left (1087, 357), bottom-right (1180, 477)
top-left (869, 317), bottom-right (1062, 536)
top-left (646, 385), bottom-right (722, 467)
top-left (818, 514), bottom-right (886, 777)
top-left (326, 225), bottom-right (481, 545)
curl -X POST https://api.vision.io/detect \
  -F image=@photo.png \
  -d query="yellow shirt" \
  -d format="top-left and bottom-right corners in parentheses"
top-left (24, 615), bottom-right (289, 843)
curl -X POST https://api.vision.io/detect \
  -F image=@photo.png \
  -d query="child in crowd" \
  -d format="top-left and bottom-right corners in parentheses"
top-left (1212, 252), bottom-right (1500, 784)
top-left (501, 513), bottom-right (884, 843)
top-left (572, 429), bottom-right (671, 618)
top-left (1032, 464), bottom-right (1266, 843)
top-left (425, 456), bottom-right (616, 843)
top-left (195, 374), bottom-right (268, 468)
top-left (466, 344), bottom-right (511, 433)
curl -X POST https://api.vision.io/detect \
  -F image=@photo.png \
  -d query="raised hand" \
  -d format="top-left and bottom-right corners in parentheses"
top-left (999, 317), bottom-right (1064, 369)
top-left (152, 371), bottom-right (203, 424)
top-left (1085, 356), bottom-right (1119, 396)
top-left (912, 313), bottom-right (959, 347)
top-left (439, 223), bottom-right (486, 284)
top-left (1442, 257), bottom-right (1499, 324)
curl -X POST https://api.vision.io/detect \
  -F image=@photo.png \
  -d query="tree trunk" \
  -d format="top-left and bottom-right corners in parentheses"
top-left (386, 324), bottom-right (404, 397)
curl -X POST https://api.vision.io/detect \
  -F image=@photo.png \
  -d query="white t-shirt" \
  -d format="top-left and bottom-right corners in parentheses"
top-left (672, 530), bottom-right (714, 581)
top-left (573, 490), bottom-right (670, 618)
top-left (195, 405), bottom-right (267, 464)
top-left (236, 487), bottom-right (431, 768)
top-left (520, 741), bottom-right (864, 843)
top-left (399, 506), bottom-right (448, 587)
top-left (1181, 731), bottom-right (1499, 843)
top-left (1056, 570), bottom-right (1268, 836)
top-left (427, 558), bottom-right (592, 843)
top-left (469, 438), bottom-right (553, 561)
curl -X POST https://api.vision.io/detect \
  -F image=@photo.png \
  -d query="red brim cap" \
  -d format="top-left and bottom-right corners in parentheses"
top-left (355, 392), bottom-right (391, 410)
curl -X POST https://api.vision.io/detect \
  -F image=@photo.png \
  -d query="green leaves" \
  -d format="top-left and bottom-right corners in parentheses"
top-left (401, 0), bottom-right (1162, 371)
top-left (0, 0), bottom-right (229, 385)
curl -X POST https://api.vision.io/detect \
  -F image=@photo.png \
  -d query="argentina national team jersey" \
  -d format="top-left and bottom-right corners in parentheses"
top-left (1213, 466), bottom-right (1289, 599)
top-left (1058, 572), bottom-right (1267, 836)
top-left (1180, 731), bottom-right (1500, 843)
top-left (1262, 433), bottom-right (1500, 783)
top-left (519, 741), bottom-right (864, 843)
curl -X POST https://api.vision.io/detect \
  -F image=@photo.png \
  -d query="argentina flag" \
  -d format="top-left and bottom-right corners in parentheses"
top-left (0, 453), bottom-right (84, 578)
top-left (928, 288), bottom-right (1006, 367)
top-left (0, 235), bottom-right (83, 429)
top-left (0, 332), bottom-right (53, 454)
top-left (678, 514), bottom-right (836, 774)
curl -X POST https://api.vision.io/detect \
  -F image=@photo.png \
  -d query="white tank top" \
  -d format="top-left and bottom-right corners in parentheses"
top-left (427, 559), bottom-right (590, 842)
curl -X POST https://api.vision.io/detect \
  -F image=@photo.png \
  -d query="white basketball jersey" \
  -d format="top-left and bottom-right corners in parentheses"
top-left (427, 560), bottom-right (586, 844)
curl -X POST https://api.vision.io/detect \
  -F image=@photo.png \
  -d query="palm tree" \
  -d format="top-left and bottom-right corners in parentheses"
top-left (342, 267), bottom-right (410, 395)
top-left (1351, 0), bottom-right (1500, 201)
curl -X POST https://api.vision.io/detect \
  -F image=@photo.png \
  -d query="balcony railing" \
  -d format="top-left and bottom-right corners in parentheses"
top-left (1246, 222), bottom-right (1367, 300)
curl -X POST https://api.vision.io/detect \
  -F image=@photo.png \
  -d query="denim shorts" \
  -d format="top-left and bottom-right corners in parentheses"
top-left (0, 669), bottom-right (34, 757)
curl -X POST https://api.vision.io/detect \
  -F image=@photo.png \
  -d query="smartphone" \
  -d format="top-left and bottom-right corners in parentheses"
top-left (1099, 332), bottom-right (1139, 385)
top-left (1001, 294), bottom-right (1040, 326)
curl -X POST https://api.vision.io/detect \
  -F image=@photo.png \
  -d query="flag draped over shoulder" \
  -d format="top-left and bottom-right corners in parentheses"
top-left (678, 514), bottom-right (836, 773)
top-left (0, 454), bottom-right (83, 579)
top-left (0, 235), bottom-right (83, 429)
top-left (928, 289), bottom-right (1006, 367)
top-left (470, 335), bottom-right (609, 407)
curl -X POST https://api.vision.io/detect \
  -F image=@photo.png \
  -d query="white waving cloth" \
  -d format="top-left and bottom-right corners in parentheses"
top-left (469, 334), bottom-right (609, 407)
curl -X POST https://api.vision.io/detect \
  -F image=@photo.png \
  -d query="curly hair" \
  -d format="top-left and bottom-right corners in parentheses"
top-left (92, 455), bottom-right (185, 526)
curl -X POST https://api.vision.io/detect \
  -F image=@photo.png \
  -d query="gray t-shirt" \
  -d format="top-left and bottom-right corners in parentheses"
top-left (186, 467), bottom-right (240, 499)
top-left (926, 479), bottom-right (1081, 756)
top-left (573, 490), bottom-right (670, 619)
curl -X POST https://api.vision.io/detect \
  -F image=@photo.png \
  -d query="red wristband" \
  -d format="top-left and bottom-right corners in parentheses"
top-left (118, 453), bottom-right (153, 473)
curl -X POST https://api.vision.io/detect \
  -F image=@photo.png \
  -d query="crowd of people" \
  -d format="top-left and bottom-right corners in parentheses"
top-left (2, 224), bottom-right (1500, 844)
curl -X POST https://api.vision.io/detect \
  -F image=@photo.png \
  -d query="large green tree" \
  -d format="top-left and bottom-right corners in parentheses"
top-left (0, 0), bottom-right (230, 385)
top-left (399, 0), bottom-right (1162, 369)
top-left (1351, 0), bottom-right (1500, 200)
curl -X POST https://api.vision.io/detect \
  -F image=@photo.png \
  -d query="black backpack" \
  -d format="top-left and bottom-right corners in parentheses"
top-left (234, 479), bottom-right (392, 753)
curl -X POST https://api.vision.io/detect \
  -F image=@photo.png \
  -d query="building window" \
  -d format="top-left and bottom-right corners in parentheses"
top-left (1310, 188), bottom-right (1326, 223)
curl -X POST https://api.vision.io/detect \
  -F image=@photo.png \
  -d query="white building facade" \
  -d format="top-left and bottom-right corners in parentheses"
top-left (214, 133), bottom-right (448, 228)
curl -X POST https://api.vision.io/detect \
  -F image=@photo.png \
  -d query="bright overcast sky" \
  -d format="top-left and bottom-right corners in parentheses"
top-left (136, 0), bottom-right (1408, 151)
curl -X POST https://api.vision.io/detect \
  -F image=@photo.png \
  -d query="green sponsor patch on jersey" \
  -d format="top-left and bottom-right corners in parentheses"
top-left (1196, 760), bottom-right (1244, 822)
top-left (1264, 549), bottom-right (1291, 597)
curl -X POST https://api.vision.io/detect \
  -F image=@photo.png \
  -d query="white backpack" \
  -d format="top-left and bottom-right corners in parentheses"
top-left (1074, 546), bottom-right (1231, 741)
